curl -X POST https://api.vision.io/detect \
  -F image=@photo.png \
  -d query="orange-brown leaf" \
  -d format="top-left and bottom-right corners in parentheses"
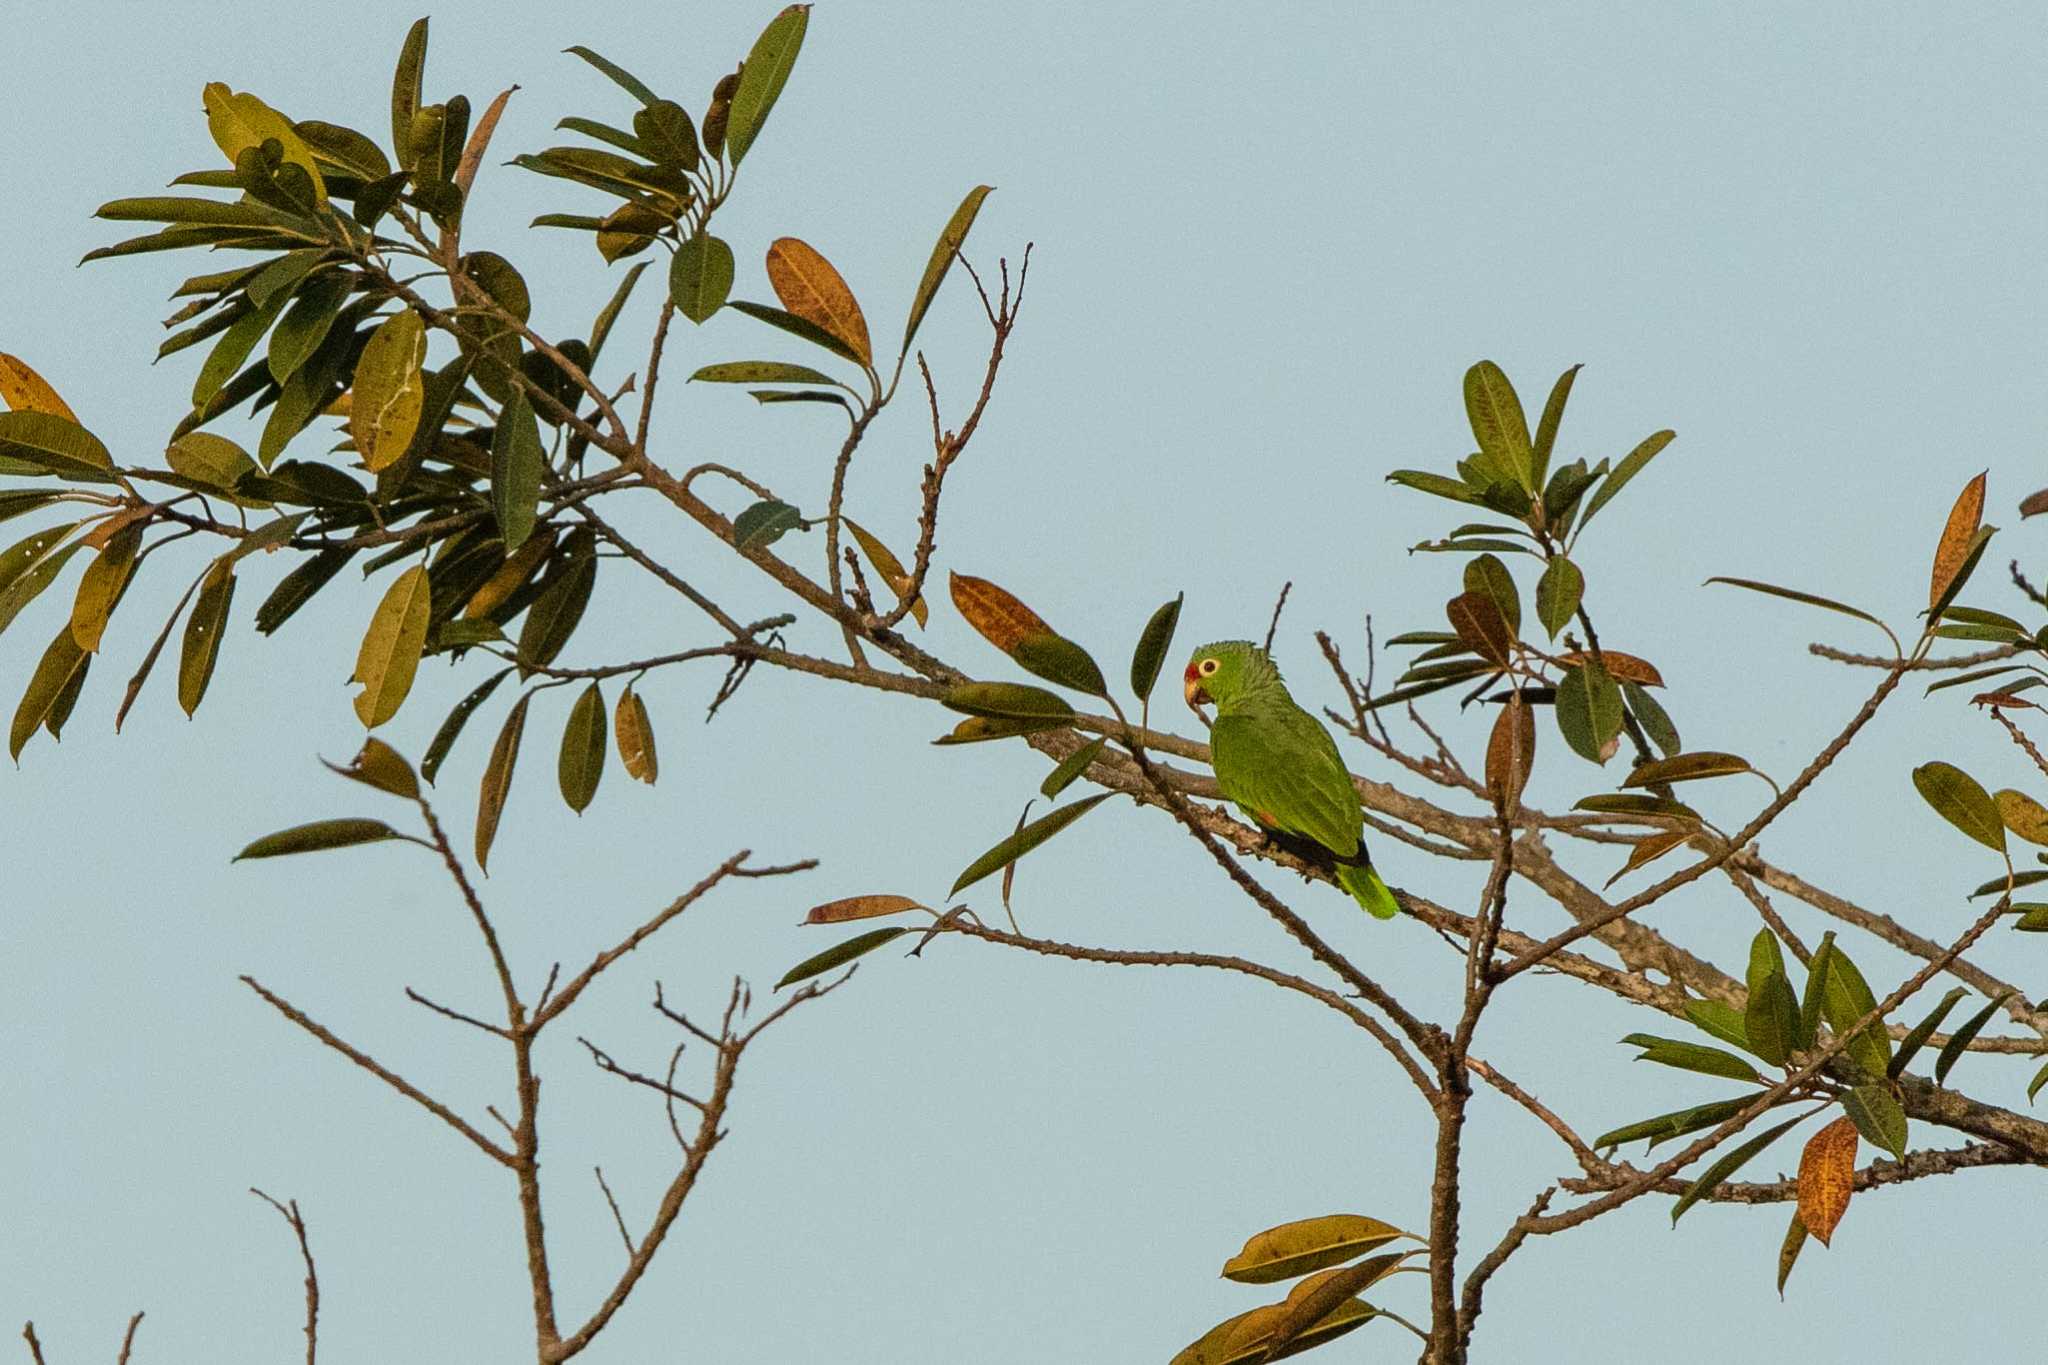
top-left (0, 352), bottom-right (79, 422)
top-left (950, 571), bottom-right (1051, 654)
top-left (1446, 592), bottom-right (1514, 666)
top-left (1485, 693), bottom-right (1536, 814)
top-left (764, 237), bottom-right (872, 367)
top-left (1796, 1115), bottom-right (1858, 1246)
top-left (1558, 649), bottom-right (1664, 687)
top-left (1602, 827), bottom-right (1692, 888)
top-left (803, 894), bottom-right (925, 925)
top-left (1930, 471), bottom-right (1987, 609)
top-left (1971, 690), bottom-right (2038, 711)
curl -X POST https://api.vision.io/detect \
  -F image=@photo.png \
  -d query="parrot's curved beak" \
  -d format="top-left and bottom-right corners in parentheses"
top-left (1183, 672), bottom-right (1210, 712)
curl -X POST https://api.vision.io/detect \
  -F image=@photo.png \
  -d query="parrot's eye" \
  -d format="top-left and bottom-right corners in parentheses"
top-left (1198, 658), bottom-right (1220, 677)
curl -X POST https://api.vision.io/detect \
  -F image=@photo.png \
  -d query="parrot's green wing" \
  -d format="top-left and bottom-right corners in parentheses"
top-left (1210, 703), bottom-right (1364, 860)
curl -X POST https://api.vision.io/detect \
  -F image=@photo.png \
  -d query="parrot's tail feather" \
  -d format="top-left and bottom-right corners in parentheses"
top-left (1338, 861), bottom-right (1402, 920)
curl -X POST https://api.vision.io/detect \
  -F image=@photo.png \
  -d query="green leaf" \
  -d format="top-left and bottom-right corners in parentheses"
top-left (1670, 1115), bottom-right (1802, 1225)
top-left (1819, 942), bottom-right (1890, 1077)
top-left (1578, 429), bottom-right (1675, 530)
top-left (1573, 793), bottom-right (1700, 820)
top-left (901, 184), bottom-right (994, 355)
top-left (391, 18), bottom-right (429, 168)
top-left (634, 100), bottom-right (699, 170)
top-left (11, 624), bottom-right (89, 761)
top-left (1889, 987), bottom-right (1968, 1078)
top-left (931, 714), bottom-right (1069, 745)
top-left (1554, 659), bottom-right (1622, 764)
top-left (941, 681), bottom-right (1075, 722)
top-left (295, 120), bottom-right (392, 181)
top-left (2030, 1059), bottom-right (2048, 1105)
top-left (1970, 869), bottom-right (2048, 898)
top-left (775, 925), bottom-right (907, 990)
top-left (1684, 998), bottom-right (1751, 1052)
top-left (166, 431), bottom-right (258, 493)
top-left (1745, 930), bottom-right (1800, 1068)
top-left (1621, 1033), bottom-right (1762, 1083)
top-left (1911, 761), bottom-right (2005, 853)
top-left (691, 361), bottom-right (840, 386)
top-left (726, 299), bottom-right (869, 366)
top-left (1534, 556), bottom-right (1583, 639)
top-left (352, 564), bottom-right (432, 728)
top-left (517, 545), bottom-right (597, 675)
top-left (670, 233), bottom-right (735, 324)
top-left (732, 499), bottom-right (803, 551)
top-left (1841, 1084), bottom-right (1908, 1161)
top-left (588, 261), bottom-right (650, 363)
top-left (1703, 576), bottom-right (1892, 639)
top-left (1594, 1095), bottom-right (1760, 1151)
top-left (266, 271), bottom-right (352, 384)
top-left (326, 736), bottom-right (420, 800)
top-left (1776, 1210), bottom-right (1808, 1298)
top-left (490, 392), bottom-right (543, 552)
top-left (1462, 361), bottom-right (1535, 492)
top-left (350, 311), bottom-right (429, 472)
top-left (1127, 593), bottom-right (1185, 708)
top-left (177, 559), bottom-right (235, 716)
top-left (1531, 363), bottom-right (1581, 488)
top-left (1623, 679), bottom-right (1681, 757)
top-left (558, 682), bottom-right (606, 814)
top-left (951, 793), bottom-right (1112, 896)
top-left (1012, 633), bottom-right (1109, 697)
top-left (0, 523), bottom-right (84, 640)
top-left (563, 45), bottom-right (659, 105)
top-left (1935, 990), bottom-right (2013, 1085)
top-left (236, 818), bottom-right (401, 860)
top-left (1625, 751), bottom-right (1754, 787)
top-left (1042, 737), bottom-right (1107, 799)
top-left (422, 667), bottom-right (512, 784)
top-left (1386, 468), bottom-right (1484, 505)
top-left (256, 547), bottom-right (353, 635)
top-left (0, 410), bottom-right (114, 477)
top-left (726, 4), bottom-right (810, 166)
top-left (475, 691), bottom-right (532, 871)
top-left (69, 523), bottom-right (141, 653)
top-left (1462, 553), bottom-right (1521, 636)
top-left (1797, 934), bottom-right (1833, 1052)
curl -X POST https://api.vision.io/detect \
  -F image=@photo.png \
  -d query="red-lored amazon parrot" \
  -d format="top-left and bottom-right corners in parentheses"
top-left (1183, 640), bottom-right (1401, 919)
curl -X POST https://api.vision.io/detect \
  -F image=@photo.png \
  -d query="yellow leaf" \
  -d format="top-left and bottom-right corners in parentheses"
top-left (350, 313), bottom-right (428, 471)
top-left (0, 353), bottom-right (79, 422)
top-left (1796, 1115), bottom-right (1858, 1246)
top-left (1996, 788), bottom-right (2048, 847)
top-left (1219, 1213), bottom-right (1410, 1284)
top-left (1603, 827), bottom-right (1693, 888)
top-left (803, 894), bottom-right (925, 925)
top-left (614, 685), bottom-right (659, 784)
top-left (764, 237), bottom-right (872, 367)
top-left (845, 517), bottom-right (927, 625)
top-left (352, 565), bottom-right (432, 728)
top-left (201, 83), bottom-right (327, 206)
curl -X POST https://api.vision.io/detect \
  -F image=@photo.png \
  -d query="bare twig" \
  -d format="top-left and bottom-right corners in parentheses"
top-left (1263, 581), bottom-right (1292, 654)
top-left (251, 1190), bottom-right (318, 1365)
top-left (115, 1313), bottom-right (143, 1365)
top-left (593, 1168), bottom-right (634, 1256)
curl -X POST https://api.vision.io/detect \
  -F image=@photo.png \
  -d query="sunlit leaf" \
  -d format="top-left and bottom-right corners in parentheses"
top-left (765, 237), bottom-right (872, 367)
top-left (615, 685), bottom-right (658, 784)
top-left (1929, 470), bottom-right (1988, 610)
top-left (1818, 942), bottom-right (1890, 1077)
top-left (1385, 468), bottom-right (1483, 505)
top-left (69, 522), bottom-right (140, 653)
top-left (901, 184), bottom-right (994, 355)
top-left (0, 352), bottom-right (80, 421)
top-left (931, 714), bottom-right (1067, 745)
top-left (692, 360), bottom-right (841, 386)
top-left (326, 736), bottom-right (419, 799)
top-left (1531, 363), bottom-right (1581, 487)
top-left (1463, 360), bottom-right (1534, 492)
top-left (941, 681), bottom-right (1075, 722)
top-left (803, 894), bottom-right (925, 925)
top-left (11, 624), bottom-right (88, 760)
top-left (1624, 751), bottom-right (1754, 787)
top-left (352, 564), bottom-right (431, 728)
top-left (350, 311), bottom-right (427, 472)
top-left (1218, 1214), bottom-right (1410, 1285)
top-left (1578, 428), bottom-right (1675, 530)
top-left (1776, 1210), bottom-right (1808, 1298)
top-left (1994, 788), bottom-right (2048, 847)
top-left (203, 83), bottom-right (327, 207)
top-left (726, 5), bottom-right (809, 166)
top-left (0, 410), bottom-right (114, 478)
top-left (1684, 997), bottom-right (1750, 1051)
top-left (1557, 649), bottom-right (1662, 687)
top-left (843, 517), bottom-right (927, 626)
top-left (563, 44), bottom-right (659, 105)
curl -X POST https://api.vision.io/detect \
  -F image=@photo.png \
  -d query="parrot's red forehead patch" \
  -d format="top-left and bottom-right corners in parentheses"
top-left (1183, 661), bottom-right (1200, 680)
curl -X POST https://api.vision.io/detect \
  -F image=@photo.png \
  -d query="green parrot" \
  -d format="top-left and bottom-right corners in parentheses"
top-left (1182, 640), bottom-right (1401, 919)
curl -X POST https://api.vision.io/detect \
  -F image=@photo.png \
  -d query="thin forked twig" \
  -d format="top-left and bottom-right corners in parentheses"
top-left (251, 1189), bottom-right (318, 1365)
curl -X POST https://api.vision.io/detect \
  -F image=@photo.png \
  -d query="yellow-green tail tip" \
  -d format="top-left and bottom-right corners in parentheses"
top-left (1338, 862), bottom-right (1402, 920)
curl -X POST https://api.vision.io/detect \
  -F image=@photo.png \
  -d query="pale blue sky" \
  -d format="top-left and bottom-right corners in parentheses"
top-left (5, 3), bottom-right (2043, 1360)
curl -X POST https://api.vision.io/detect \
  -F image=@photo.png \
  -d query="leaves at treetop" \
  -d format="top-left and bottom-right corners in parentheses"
top-left (614, 685), bottom-right (658, 784)
top-left (352, 564), bottom-right (431, 729)
top-left (0, 352), bottom-right (79, 422)
top-left (1624, 751), bottom-right (1754, 787)
top-left (1168, 1280), bottom-right (1380, 1365)
top-left (1796, 1115), bottom-right (1857, 1247)
top-left (776, 925), bottom-right (907, 990)
top-left (901, 184), bottom-right (996, 357)
top-left (1929, 470), bottom-right (1987, 611)
top-left (765, 237), bottom-right (872, 367)
top-left (950, 793), bottom-right (1112, 895)
top-left (1446, 591), bottom-right (1514, 667)
top-left (391, 18), bottom-right (429, 167)
top-left (670, 232), bottom-right (735, 324)
top-left (236, 818), bottom-right (402, 860)
top-left (1531, 363), bottom-right (1581, 486)
top-left (1218, 1213), bottom-right (1410, 1285)
top-left (1578, 428), bottom-right (1676, 531)
top-left (177, 559), bottom-right (235, 717)
top-left (803, 894), bottom-right (924, 925)
top-left (1911, 761), bottom-right (2005, 853)
top-left (563, 44), bottom-right (660, 106)
top-left (203, 84), bottom-right (326, 207)
top-left (1485, 692), bottom-right (1535, 814)
top-left (1462, 360), bottom-right (1535, 493)
top-left (1534, 555), bottom-right (1583, 639)
top-left (1253, 1255), bottom-right (1413, 1361)
top-left (726, 5), bottom-right (810, 167)
top-left (557, 682), bottom-right (606, 814)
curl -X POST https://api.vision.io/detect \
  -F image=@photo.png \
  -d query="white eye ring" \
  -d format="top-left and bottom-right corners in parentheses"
top-left (1198, 658), bottom-right (1220, 677)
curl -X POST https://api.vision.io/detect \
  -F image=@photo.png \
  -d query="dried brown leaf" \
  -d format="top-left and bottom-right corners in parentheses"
top-left (1796, 1115), bottom-right (1858, 1246)
top-left (1485, 692), bottom-right (1535, 813)
top-left (949, 571), bottom-right (1051, 654)
top-left (764, 237), bottom-right (872, 367)
top-left (1558, 649), bottom-right (1664, 687)
top-left (803, 894), bottom-right (925, 925)
top-left (1446, 591), bottom-right (1514, 666)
